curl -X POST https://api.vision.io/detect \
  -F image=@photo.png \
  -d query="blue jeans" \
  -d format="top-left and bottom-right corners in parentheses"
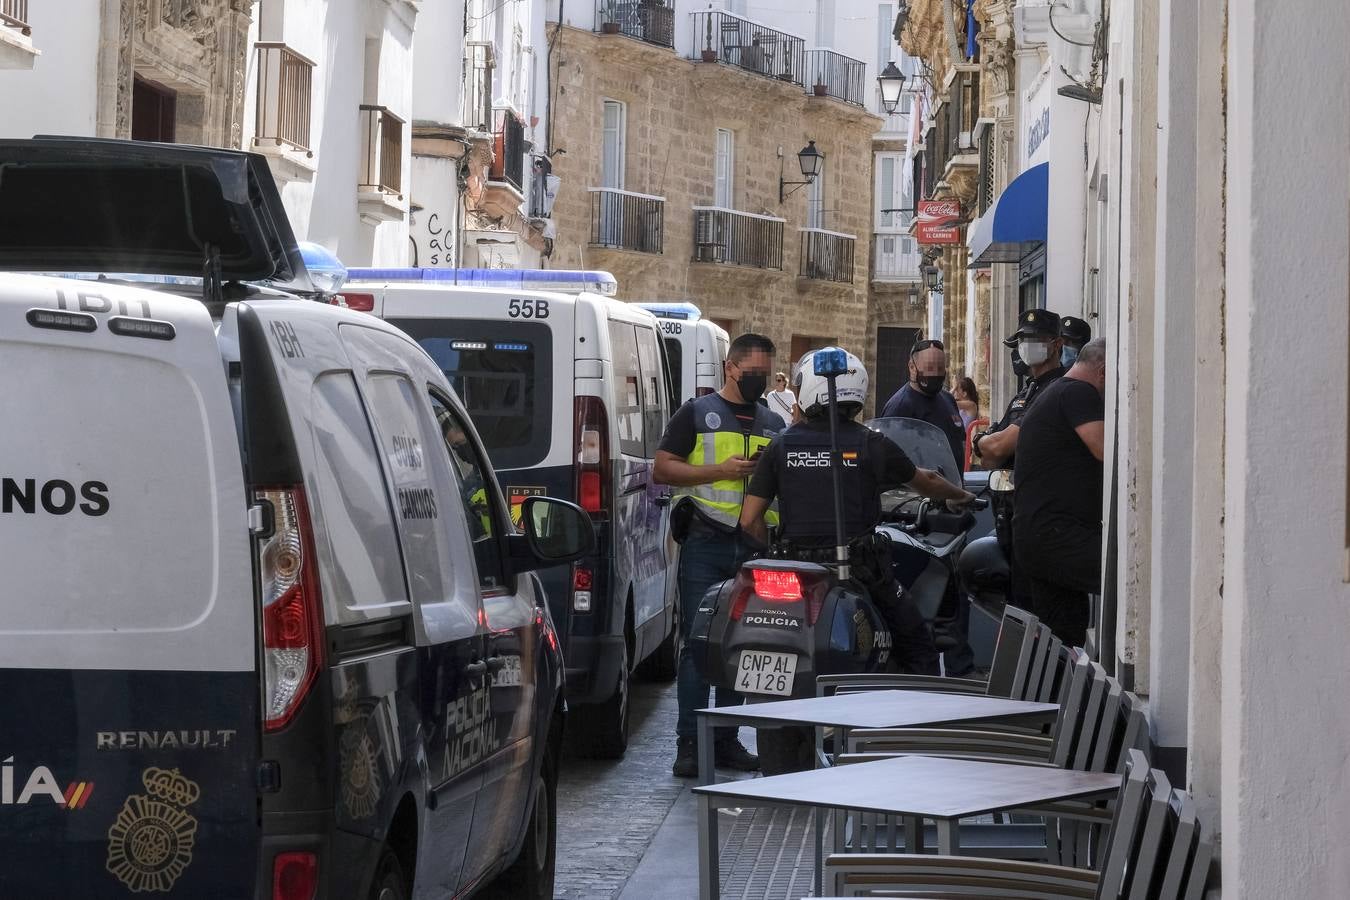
top-left (675, 530), bottom-right (745, 740)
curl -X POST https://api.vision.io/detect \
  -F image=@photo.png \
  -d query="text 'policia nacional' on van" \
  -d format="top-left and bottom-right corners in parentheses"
top-left (0, 138), bottom-right (594, 900)
top-left (341, 268), bottom-right (684, 758)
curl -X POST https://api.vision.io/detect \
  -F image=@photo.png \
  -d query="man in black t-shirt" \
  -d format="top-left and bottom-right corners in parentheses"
top-left (1012, 338), bottom-right (1108, 646)
top-left (879, 338), bottom-right (967, 473)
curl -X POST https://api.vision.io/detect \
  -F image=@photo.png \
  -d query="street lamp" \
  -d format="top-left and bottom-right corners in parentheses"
top-left (779, 140), bottom-right (824, 202)
top-left (921, 263), bottom-right (943, 292)
top-left (878, 61), bottom-right (906, 114)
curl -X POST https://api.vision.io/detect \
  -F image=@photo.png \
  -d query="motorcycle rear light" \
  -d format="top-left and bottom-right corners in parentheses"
top-left (256, 487), bottom-right (324, 732)
top-left (272, 851), bottom-right (318, 900)
top-left (753, 569), bottom-right (803, 601)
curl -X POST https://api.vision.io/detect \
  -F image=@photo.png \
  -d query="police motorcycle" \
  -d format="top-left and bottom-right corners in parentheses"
top-left (688, 350), bottom-right (986, 774)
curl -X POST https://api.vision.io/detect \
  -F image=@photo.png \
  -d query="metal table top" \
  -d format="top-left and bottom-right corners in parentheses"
top-left (696, 689), bottom-right (1058, 731)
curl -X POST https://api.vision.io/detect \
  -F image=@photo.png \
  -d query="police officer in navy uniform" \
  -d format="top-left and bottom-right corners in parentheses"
top-left (973, 309), bottom-right (1067, 469)
top-left (739, 348), bottom-right (976, 675)
top-left (1058, 315), bottom-right (1093, 368)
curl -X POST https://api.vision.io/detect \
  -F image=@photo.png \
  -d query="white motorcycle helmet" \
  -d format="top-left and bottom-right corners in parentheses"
top-left (794, 347), bottom-right (868, 418)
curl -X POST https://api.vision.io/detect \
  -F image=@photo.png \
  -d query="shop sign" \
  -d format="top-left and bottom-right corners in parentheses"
top-left (916, 200), bottom-right (962, 244)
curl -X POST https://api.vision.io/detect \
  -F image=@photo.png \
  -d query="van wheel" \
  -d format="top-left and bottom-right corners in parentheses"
top-left (639, 610), bottom-right (680, 682)
top-left (497, 746), bottom-right (558, 899)
top-left (369, 848), bottom-right (409, 900)
top-left (757, 726), bottom-right (814, 775)
top-left (573, 642), bottom-right (630, 758)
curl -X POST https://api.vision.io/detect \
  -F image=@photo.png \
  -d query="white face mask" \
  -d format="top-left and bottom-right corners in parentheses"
top-left (1018, 339), bottom-right (1051, 367)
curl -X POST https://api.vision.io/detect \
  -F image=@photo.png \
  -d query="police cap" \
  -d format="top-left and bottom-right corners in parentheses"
top-left (1060, 315), bottom-right (1092, 345)
top-left (1001, 308), bottom-right (1062, 348)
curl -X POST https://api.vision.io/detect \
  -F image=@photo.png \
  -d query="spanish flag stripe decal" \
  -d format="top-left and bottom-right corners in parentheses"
top-left (64, 782), bottom-right (93, 809)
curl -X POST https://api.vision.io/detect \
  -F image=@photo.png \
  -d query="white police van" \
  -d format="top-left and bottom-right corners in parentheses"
top-left (341, 268), bottom-right (679, 757)
top-left (0, 139), bottom-right (591, 899)
top-left (635, 302), bottom-right (729, 405)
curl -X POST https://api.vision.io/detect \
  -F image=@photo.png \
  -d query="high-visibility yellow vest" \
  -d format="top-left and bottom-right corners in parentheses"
top-left (679, 393), bottom-right (781, 530)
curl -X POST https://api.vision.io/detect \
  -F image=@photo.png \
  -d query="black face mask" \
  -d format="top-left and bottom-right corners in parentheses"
top-left (736, 372), bottom-right (768, 403)
top-left (914, 374), bottom-right (945, 396)
top-left (1010, 348), bottom-right (1030, 378)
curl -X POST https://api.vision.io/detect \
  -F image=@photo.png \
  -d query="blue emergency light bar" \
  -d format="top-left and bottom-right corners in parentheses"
top-left (636, 301), bottom-right (702, 321)
top-left (345, 267), bottom-right (618, 297)
top-left (813, 347), bottom-right (850, 378)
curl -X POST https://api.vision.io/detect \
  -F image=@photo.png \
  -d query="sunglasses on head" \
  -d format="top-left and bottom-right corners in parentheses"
top-left (911, 339), bottom-right (944, 356)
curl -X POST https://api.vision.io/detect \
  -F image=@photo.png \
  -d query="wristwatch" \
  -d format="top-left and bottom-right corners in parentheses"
top-left (972, 432), bottom-right (987, 457)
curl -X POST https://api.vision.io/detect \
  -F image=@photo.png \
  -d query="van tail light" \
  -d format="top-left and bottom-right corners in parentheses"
top-left (330, 292), bottom-right (375, 312)
top-left (572, 565), bottom-right (593, 612)
top-left (256, 487), bottom-right (325, 732)
top-left (574, 396), bottom-right (610, 518)
top-left (272, 851), bottom-right (318, 900)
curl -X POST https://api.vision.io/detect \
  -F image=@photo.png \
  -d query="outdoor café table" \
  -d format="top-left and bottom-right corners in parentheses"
top-left (694, 690), bottom-right (1060, 788)
top-left (692, 755), bottom-right (1121, 900)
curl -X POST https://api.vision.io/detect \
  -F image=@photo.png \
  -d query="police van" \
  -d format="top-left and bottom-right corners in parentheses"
top-left (0, 139), bottom-right (591, 899)
top-left (635, 301), bottom-right (730, 404)
top-left (341, 268), bottom-right (679, 757)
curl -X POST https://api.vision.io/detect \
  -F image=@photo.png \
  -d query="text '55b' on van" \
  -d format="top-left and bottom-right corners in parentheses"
top-left (634, 302), bottom-right (729, 405)
top-left (0, 138), bottom-right (592, 900)
top-left (342, 267), bottom-right (680, 758)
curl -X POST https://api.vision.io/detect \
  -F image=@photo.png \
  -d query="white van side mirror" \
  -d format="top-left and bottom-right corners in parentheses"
top-left (511, 497), bottom-right (596, 571)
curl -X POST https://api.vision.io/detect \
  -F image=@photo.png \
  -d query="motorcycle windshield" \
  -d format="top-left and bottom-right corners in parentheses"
top-left (865, 417), bottom-right (962, 487)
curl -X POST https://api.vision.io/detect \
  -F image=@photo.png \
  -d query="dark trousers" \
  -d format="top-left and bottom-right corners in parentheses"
top-left (675, 530), bottom-right (744, 740)
top-left (850, 540), bottom-right (941, 676)
top-left (1014, 517), bottom-right (1102, 648)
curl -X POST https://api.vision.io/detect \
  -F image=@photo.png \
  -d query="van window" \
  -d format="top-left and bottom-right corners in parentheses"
top-left (635, 325), bottom-right (668, 456)
top-left (309, 373), bottom-right (412, 622)
top-left (427, 392), bottom-right (507, 592)
top-left (609, 321), bottom-right (645, 457)
top-left (663, 336), bottom-right (683, 402)
top-left (390, 318), bottom-right (552, 470)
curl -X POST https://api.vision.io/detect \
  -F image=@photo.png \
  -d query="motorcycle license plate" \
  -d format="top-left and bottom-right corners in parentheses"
top-left (735, 650), bottom-right (796, 696)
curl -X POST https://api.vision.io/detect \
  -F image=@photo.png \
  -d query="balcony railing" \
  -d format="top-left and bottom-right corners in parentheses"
top-left (805, 48), bottom-right (866, 106)
top-left (690, 10), bottom-right (805, 86)
top-left (596, 0), bottom-right (675, 48)
top-left (872, 233), bottom-right (922, 281)
top-left (463, 42), bottom-right (494, 132)
top-left (491, 109), bottom-right (526, 192)
top-left (1, 0), bottom-right (29, 34)
top-left (590, 188), bottom-right (664, 254)
top-left (254, 43), bottom-right (315, 153)
top-left (359, 105), bottom-right (404, 195)
top-left (800, 228), bottom-right (855, 283)
top-left (693, 207), bottom-right (784, 270)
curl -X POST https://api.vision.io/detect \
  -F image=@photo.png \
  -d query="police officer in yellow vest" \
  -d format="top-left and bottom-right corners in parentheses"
top-left (655, 333), bottom-right (782, 777)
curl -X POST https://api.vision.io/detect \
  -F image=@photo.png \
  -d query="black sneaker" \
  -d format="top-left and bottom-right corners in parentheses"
top-left (672, 737), bottom-right (698, 778)
top-left (714, 737), bottom-right (760, 772)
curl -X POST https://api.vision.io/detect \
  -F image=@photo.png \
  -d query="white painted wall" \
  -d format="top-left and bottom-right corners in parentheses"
top-left (1, 0), bottom-right (102, 138)
top-left (413, 0), bottom-right (467, 126)
top-left (1221, 0), bottom-right (1350, 893)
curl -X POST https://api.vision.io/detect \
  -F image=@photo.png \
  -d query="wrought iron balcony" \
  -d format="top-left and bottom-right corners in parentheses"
top-left (253, 43), bottom-right (315, 153)
top-left (1, 0), bottom-right (29, 35)
top-left (491, 109), bottom-right (526, 193)
top-left (595, 0), bottom-right (674, 48)
top-left (693, 207), bottom-right (784, 270)
top-left (690, 10), bottom-right (805, 86)
top-left (805, 49), bottom-right (866, 106)
top-left (463, 42), bottom-right (494, 132)
top-left (872, 233), bottom-right (922, 282)
top-left (799, 228), bottom-right (855, 283)
top-left (590, 188), bottom-right (664, 254)
top-left (358, 105), bottom-right (404, 195)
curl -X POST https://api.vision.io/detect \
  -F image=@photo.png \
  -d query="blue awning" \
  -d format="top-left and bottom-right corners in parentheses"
top-left (967, 162), bottom-right (1048, 265)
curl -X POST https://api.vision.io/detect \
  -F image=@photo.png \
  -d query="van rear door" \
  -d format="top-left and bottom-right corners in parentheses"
top-left (0, 276), bottom-right (260, 897)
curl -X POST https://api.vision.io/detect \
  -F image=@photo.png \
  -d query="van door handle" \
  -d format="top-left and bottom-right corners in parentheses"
top-left (655, 493), bottom-right (673, 507)
top-left (464, 660), bottom-right (488, 680)
top-left (485, 656), bottom-right (507, 674)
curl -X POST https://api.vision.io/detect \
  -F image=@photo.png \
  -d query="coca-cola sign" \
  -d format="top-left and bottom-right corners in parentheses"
top-left (916, 200), bottom-right (962, 244)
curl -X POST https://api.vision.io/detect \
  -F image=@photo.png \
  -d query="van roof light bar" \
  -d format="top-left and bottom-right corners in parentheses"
top-left (635, 301), bottom-right (703, 322)
top-left (344, 267), bottom-right (618, 297)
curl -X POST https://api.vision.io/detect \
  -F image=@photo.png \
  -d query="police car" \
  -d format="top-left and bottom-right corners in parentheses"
top-left (635, 301), bottom-right (730, 404)
top-left (0, 139), bottom-right (589, 899)
top-left (340, 268), bottom-right (679, 758)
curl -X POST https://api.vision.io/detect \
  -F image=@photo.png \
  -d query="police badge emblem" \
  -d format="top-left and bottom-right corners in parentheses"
top-left (705, 411), bottom-right (721, 429)
top-left (106, 767), bottom-right (201, 893)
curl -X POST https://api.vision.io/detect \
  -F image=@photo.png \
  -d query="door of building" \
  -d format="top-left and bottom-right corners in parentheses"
top-left (873, 325), bottom-right (921, 417)
top-left (131, 76), bottom-right (177, 143)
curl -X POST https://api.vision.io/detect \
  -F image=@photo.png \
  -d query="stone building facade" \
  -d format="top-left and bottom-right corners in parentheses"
top-left (546, 22), bottom-right (879, 381)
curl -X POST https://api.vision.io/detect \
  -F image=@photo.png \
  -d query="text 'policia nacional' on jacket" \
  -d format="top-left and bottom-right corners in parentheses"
top-left (677, 393), bottom-right (781, 530)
